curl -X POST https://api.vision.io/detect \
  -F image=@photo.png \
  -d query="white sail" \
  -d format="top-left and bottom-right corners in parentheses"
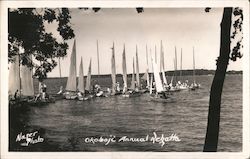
top-left (160, 41), bottom-right (165, 71)
top-left (170, 58), bottom-right (175, 86)
top-left (146, 45), bottom-right (150, 88)
top-left (135, 45), bottom-right (140, 89)
top-left (130, 58), bottom-right (135, 90)
top-left (149, 73), bottom-right (153, 94)
top-left (78, 57), bottom-right (85, 93)
top-left (160, 41), bottom-right (168, 85)
top-left (111, 42), bottom-right (116, 94)
top-left (149, 48), bottom-right (154, 94)
top-left (8, 55), bottom-right (20, 95)
top-left (152, 56), bottom-right (164, 93)
top-left (122, 44), bottom-right (127, 92)
top-left (65, 39), bottom-right (77, 91)
top-left (85, 58), bottom-right (92, 91)
top-left (20, 55), bottom-right (34, 96)
top-left (161, 64), bottom-right (168, 85)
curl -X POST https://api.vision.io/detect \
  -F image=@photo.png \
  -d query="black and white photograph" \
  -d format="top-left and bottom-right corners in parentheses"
top-left (1, 1), bottom-right (249, 159)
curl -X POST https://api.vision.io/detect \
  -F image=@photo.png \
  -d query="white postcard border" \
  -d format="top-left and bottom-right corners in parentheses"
top-left (1, 1), bottom-right (249, 159)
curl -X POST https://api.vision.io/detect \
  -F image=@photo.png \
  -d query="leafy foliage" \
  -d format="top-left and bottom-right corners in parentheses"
top-left (136, 8), bottom-right (144, 13)
top-left (205, 7), bottom-right (211, 13)
top-left (204, 7), bottom-right (243, 62)
top-left (230, 7), bottom-right (243, 61)
top-left (8, 8), bottom-right (75, 81)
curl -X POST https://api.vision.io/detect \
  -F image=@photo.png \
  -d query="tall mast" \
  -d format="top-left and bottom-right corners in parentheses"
top-left (122, 44), bottom-right (127, 92)
top-left (135, 45), bottom-right (140, 89)
top-left (111, 42), bottom-right (116, 94)
top-left (85, 58), bottom-right (92, 91)
top-left (171, 58), bottom-right (175, 85)
top-left (193, 46), bottom-right (196, 83)
top-left (146, 45), bottom-right (150, 88)
top-left (131, 57), bottom-right (135, 90)
top-left (149, 48), bottom-right (153, 94)
top-left (97, 40), bottom-right (100, 77)
top-left (160, 40), bottom-right (165, 71)
top-left (180, 48), bottom-right (182, 82)
top-left (174, 46), bottom-right (177, 84)
top-left (65, 39), bottom-right (77, 91)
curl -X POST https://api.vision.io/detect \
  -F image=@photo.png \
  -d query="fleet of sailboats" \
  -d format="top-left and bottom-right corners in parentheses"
top-left (64, 39), bottom-right (96, 100)
top-left (9, 39), bottom-right (201, 105)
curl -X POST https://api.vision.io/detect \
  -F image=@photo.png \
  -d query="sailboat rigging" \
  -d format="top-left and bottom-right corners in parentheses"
top-left (135, 45), bottom-right (140, 90)
top-left (85, 58), bottom-right (92, 92)
top-left (160, 40), bottom-right (168, 87)
top-left (150, 54), bottom-right (175, 103)
top-left (189, 47), bottom-right (201, 90)
top-left (130, 57), bottom-right (136, 91)
top-left (65, 39), bottom-right (77, 92)
top-left (122, 44), bottom-right (128, 93)
top-left (111, 42), bottom-right (120, 95)
top-left (96, 40), bottom-right (100, 78)
top-left (179, 48), bottom-right (188, 90)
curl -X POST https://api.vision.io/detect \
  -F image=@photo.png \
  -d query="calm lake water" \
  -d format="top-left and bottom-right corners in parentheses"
top-left (9, 75), bottom-right (242, 152)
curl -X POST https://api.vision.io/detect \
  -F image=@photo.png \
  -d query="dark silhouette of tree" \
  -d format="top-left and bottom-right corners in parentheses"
top-left (203, 7), bottom-right (243, 152)
top-left (8, 8), bottom-right (75, 81)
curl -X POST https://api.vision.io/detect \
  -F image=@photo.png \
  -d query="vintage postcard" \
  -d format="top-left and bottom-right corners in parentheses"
top-left (1, 0), bottom-right (249, 159)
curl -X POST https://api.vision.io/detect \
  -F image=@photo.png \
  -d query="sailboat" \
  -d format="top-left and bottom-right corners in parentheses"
top-left (122, 44), bottom-right (128, 93)
top-left (189, 47), bottom-right (201, 90)
top-left (135, 45), bottom-right (140, 90)
top-left (76, 57), bottom-right (85, 100)
top-left (146, 45), bottom-right (150, 89)
top-left (122, 54), bottom-right (140, 98)
top-left (9, 54), bottom-right (21, 97)
top-left (85, 58), bottom-right (92, 92)
top-left (94, 40), bottom-right (105, 97)
top-left (82, 58), bottom-right (96, 99)
top-left (169, 47), bottom-right (181, 92)
top-left (179, 48), bottom-right (188, 90)
top-left (9, 54), bottom-right (34, 98)
top-left (160, 40), bottom-right (168, 90)
top-left (140, 45), bottom-right (150, 92)
top-left (64, 40), bottom-right (93, 100)
top-left (150, 55), bottom-right (175, 103)
top-left (130, 57), bottom-right (136, 91)
top-left (64, 39), bottom-right (78, 99)
top-left (110, 42), bottom-right (121, 95)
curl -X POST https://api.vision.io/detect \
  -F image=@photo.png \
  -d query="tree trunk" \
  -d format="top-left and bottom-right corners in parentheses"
top-left (203, 7), bottom-right (232, 152)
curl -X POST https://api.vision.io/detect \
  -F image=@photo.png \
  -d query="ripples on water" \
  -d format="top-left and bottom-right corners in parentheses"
top-left (9, 75), bottom-right (242, 152)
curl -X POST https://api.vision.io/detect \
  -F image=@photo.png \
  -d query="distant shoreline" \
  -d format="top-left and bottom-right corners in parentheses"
top-left (46, 69), bottom-right (242, 79)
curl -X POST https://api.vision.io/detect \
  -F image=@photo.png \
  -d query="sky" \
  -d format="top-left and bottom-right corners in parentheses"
top-left (45, 8), bottom-right (242, 77)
